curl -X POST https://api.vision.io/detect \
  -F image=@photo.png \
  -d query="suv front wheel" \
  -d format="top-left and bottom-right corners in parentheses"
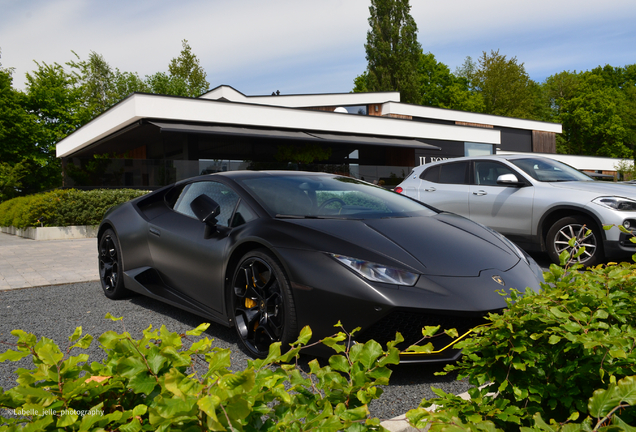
top-left (546, 216), bottom-right (603, 266)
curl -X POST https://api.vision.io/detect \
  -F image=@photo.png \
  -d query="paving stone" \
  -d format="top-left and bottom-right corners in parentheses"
top-left (0, 233), bottom-right (98, 290)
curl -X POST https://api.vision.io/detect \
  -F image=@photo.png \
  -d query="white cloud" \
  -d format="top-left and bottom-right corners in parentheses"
top-left (1, 0), bottom-right (634, 93)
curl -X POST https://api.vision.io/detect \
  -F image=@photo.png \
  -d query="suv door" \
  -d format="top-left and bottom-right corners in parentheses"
top-left (418, 161), bottom-right (470, 215)
top-left (468, 160), bottom-right (534, 236)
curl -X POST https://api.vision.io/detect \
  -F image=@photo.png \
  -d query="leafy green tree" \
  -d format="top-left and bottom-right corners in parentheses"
top-left (543, 66), bottom-right (636, 157)
top-left (67, 51), bottom-right (148, 118)
top-left (22, 61), bottom-right (86, 192)
top-left (469, 50), bottom-right (539, 119)
top-left (144, 71), bottom-right (190, 97)
top-left (0, 57), bottom-right (38, 166)
top-left (0, 160), bottom-right (29, 202)
top-left (168, 39), bottom-right (209, 97)
top-left (361, 0), bottom-right (421, 104)
top-left (418, 52), bottom-right (483, 111)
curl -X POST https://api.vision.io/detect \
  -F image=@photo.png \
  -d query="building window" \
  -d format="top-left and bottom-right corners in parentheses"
top-left (464, 142), bottom-right (494, 157)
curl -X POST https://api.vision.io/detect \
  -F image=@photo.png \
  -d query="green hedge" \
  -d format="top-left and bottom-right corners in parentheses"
top-left (0, 189), bottom-right (148, 228)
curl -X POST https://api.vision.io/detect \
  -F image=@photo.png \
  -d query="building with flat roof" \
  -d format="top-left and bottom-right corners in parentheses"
top-left (56, 85), bottom-right (561, 188)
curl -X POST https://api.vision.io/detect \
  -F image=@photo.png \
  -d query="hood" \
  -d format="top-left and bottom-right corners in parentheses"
top-left (548, 181), bottom-right (636, 198)
top-left (284, 213), bottom-right (520, 277)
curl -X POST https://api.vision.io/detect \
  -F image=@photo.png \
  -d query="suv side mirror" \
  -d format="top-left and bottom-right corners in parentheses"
top-left (190, 194), bottom-right (221, 226)
top-left (497, 174), bottom-right (524, 186)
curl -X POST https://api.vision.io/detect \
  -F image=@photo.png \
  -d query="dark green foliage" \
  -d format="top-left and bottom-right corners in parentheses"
top-left (0, 318), bottom-right (399, 431)
top-left (363, 0), bottom-right (421, 103)
top-left (408, 252), bottom-right (636, 430)
top-left (545, 66), bottom-right (636, 158)
top-left (0, 189), bottom-right (147, 228)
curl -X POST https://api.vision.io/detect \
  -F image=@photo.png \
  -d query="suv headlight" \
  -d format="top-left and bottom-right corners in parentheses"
top-left (328, 253), bottom-right (419, 286)
top-left (592, 197), bottom-right (636, 211)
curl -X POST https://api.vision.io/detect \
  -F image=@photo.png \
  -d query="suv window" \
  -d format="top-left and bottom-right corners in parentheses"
top-left (474, 161), bottom-right (518, 186)
top-left (421, 161), bottom-right (469, 185)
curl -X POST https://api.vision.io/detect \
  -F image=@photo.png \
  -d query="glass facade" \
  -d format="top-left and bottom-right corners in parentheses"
top-left (62, 158), bottom-right (413, 190)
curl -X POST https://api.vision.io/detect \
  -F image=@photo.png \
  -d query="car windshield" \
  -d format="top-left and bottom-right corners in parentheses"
top-left (510, 158), bottom-right (594, 182)
top-left (238, 174), bottom-right (436, 219)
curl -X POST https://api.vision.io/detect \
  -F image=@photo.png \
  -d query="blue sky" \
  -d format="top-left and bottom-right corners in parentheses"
top-left (1, 0), bottom-right (635, 96)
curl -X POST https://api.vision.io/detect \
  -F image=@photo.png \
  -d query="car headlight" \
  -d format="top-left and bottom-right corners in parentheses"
top-left (328, 253), bottom-right (419, 286)
top-left (592, 196), bottom-right (636, 211)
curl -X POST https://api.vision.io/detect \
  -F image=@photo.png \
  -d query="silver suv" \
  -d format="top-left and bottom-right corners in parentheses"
top-left (396, 154), bottom-right (636, 265)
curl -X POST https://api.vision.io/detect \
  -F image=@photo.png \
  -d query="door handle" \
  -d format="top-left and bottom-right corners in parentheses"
top-left (149, 227), bottom-right (161, 237)
top-left (473, 190), bottom-right (487, 196)
top-left (424, 187), bottom-right (436, 192)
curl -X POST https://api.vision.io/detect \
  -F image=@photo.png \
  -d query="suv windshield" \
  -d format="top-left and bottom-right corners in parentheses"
top-left (510, 158), bottom-right (594, 182)
top-left (238, 174), bottom-right (435, 219)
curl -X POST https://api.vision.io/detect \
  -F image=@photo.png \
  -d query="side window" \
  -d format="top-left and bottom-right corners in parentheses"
top-left (230, 201), bottom-right (257, 227)
top-left (174, 181), bottom-right (239, 227)
top-left (420, 165), bottom-right (439, 182)
top-left (438, 162), bottom-right (469, 185)
top-left (474, 161), bottom-right (517, 186)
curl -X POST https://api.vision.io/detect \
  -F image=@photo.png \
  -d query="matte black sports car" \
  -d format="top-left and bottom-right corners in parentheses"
top-left (98, 171), bottom-right (543, 362)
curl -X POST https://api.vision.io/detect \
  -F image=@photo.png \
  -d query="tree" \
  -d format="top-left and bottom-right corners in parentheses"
top-left (542, 66), bottom-right (636, 158)
top-left (361, 0), bottom-right (421, 103)
top-left (67, 51), bottom-right (148, 118)
top-left (167, 39), bottom-right (209, 97)
top-left (417, 52), bottom-right (483, 111)
top-left (0, 160), bottom-right (29, 201)
top-left (469, 50), bottom-right (539, 119)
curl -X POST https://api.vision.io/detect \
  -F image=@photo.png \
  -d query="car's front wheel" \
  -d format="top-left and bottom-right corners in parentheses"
top-left (230, 249), bottom-right (297, 358)
top-left (546, 216), bottom-right (603, 266)
top-left (98, 229), bottom-right (130, 299)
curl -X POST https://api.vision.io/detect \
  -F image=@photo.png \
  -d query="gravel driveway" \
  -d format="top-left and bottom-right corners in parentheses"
top-left (0, 281), bottom-right (471, 421)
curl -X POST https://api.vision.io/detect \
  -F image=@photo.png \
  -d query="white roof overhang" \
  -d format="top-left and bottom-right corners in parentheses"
top-left (382, 102), bottom-right (562, 134)
top-left (56, 93), bottom-right (501, 158)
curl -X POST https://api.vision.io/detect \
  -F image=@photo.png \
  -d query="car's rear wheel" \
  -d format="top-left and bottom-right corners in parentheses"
top-left (546, 216), bottom-right (603, 266)
top-left (98, 229), bottom-right (130, 299)
top-left (230, 249), bottom-right (297, 358)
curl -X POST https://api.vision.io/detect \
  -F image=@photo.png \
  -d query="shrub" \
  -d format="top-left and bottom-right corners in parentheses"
top-left (0, 189), bottom-right (147, 228)
top-left (407, 258), bottom-right (636, 430)
top-left (0, 317), bottom-right (400, 431)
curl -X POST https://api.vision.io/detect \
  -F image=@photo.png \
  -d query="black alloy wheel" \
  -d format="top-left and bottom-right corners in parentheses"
top-left (546, 216), bottom-right (603, 266)
top-left (98, 229), bottom-right (129, 299)
top-left (231, 249), bottom-right (297, 358)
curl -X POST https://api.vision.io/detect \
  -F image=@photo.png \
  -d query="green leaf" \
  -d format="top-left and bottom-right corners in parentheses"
top-left (105, 313), bottom-right (123, 321)
top-left (548, 335), bottom-right (562, 344)
top-left (185, 322), bottom-right (210, 336)
top-left (589, 385), bottom-right (621, 417)
top-left (35, 343), bottom-right (64, 365)
top-left (197, 394), bottom-right (221, 420)
top-left (0, 348), bottom-right (31, 362)
top-left (128, 372), bottom-right (157, 395)
top-left (69, 326), bottom-right (82, 343)
top-left (297, 325), bottom-right (312, 345)
top-left (71, 334), bottom-right (93, 350)
top-left (329, 355), bottom-right (350, 373)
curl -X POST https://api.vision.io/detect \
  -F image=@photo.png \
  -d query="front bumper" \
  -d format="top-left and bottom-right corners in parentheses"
top-left (277, 248), bottom-right (540, 363)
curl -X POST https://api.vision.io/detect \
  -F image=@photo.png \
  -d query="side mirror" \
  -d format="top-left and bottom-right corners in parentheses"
top-left (496, 174), bottom-right (524, 186)
top-left (190, 194), bottom-right (221, 226)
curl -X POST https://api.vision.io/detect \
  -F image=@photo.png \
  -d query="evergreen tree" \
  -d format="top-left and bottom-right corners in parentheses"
top-left (363, 0), bottom-right (421, 104)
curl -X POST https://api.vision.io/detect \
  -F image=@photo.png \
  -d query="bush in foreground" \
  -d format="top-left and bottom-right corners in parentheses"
top-left (407, 254), bottom-right (636, 431)
top-left (0, 316), bottom-right (400, 431)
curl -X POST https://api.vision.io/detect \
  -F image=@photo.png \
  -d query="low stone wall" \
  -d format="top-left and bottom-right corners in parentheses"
top-left (0, 225), bottom-right (98, 240)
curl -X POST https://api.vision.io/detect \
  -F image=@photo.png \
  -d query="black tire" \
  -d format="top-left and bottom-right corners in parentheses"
top-left (230, 249), bottom-right (297, 358)
top-left (546, 216), bottom-right (604, 266)
top-left (98, 229), bottom-right (130, 299)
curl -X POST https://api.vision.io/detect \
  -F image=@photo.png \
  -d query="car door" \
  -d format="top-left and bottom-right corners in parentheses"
top-left (146, 180), bottom-right (242, 313)
top-left (417, 161), bottom-right (470, 216)
top-left (468, 160), bottom-right (534, 236)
